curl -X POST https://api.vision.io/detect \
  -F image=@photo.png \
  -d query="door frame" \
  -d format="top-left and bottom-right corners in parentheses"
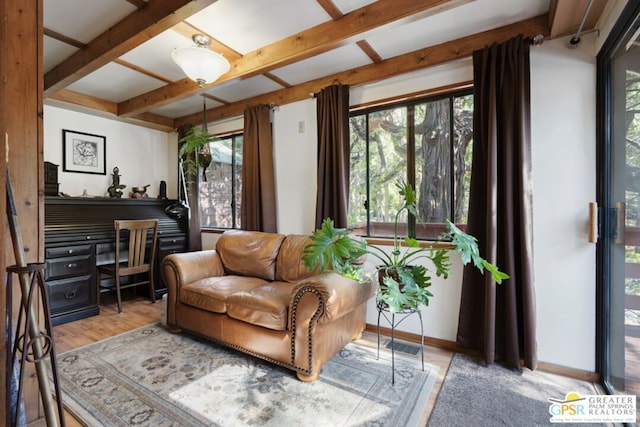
top-left (596, 0), bottom-right (640, 395)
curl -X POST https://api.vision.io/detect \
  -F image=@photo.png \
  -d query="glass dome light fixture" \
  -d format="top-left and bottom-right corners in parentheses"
top-left (171, 34), bottom-right (230, 87)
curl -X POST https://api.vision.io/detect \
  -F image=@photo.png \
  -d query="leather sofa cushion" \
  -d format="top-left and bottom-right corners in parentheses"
top-left (180, 276), bottom-right (268, 313)
top-left (226, 282), bottom-right (298, 331)
top-left (275, 234), bottom-right (318, 282)
top-left (216, 230), bottom-right (285, 281)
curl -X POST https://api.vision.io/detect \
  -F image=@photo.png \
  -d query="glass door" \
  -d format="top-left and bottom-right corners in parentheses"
top-left (600, 2), bottom-right (640, 404)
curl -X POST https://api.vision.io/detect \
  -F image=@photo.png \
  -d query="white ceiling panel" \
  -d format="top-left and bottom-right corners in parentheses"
top-left (119, 29), bottom-right (193, 82)
top-left (367, 0), bottom-right (550, 60)
top-left (271, 44), bottom-right (372, 85)
top-left (150, 96), bottom-right (222, 119)
top-left (331, 0), bottom-right (377, 15)
top-left (44, 0), bottom-right (136, 44)
top-left (66, 63), bottom-right (166, 103)
top-left (43, 36), bottom-right (78, 73)
top-left (208, 76), bottom-right (283, 103)
top-left (186, 0), bottom-right (331, 54)
top-left (38, 0), bottom-right (598, 131)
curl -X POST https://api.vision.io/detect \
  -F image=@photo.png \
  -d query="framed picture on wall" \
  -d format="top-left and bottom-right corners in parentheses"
top-left (62, 129), bottom-right (106, 175)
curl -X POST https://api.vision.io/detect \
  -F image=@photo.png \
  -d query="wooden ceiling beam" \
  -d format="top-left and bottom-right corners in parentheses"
top-left (113, 59), bottom-right (174, 84)
top-left (44, 0), bottom-right (217, 97)
top-left (264, 73), bottom-right (292, 88)
top-left (548, 0), bottom-right (607, 40)
top-left (316, 0), bottom-right (344, 20)
top-left (46, 90), bottom-right (174, 131)
top-left (118, 0), bottom-right (469, 117)
top-left (125, 0), bottom-right (147, 9)
top-left (175, 14), bottom-right (549, 128)
top-left (316, 0), bottom-right (383, 63)
top-left (48, 89), bottom-right (118, 114)
top-left (126, 112), bottom-right (176, 130)
top-left (357, 40), bottom-right (383, 63)
top-left (202, 93), bottom-right (230, 105)
top-left (43, 28), bottom-right (86, 49)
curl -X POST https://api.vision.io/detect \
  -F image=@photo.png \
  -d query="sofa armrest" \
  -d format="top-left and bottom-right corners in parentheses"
top-left (162, 250), bottom-right (224, 287)
top-left (289, 272), bottom-right (375, 325)
top-left (161, 250), bottom-right (224, 325)
top-left (288, 272), bottom-right (374, 377)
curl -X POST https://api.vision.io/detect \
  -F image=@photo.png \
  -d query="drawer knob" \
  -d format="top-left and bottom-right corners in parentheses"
top-left (64, 290), bottom-right (77, 299)
top-left (172, 239), bottom-right (177, 243)
top-left (67, 249), bottom-right (74, 254)
top-left (85, 236), bottom-right (91, 240)
top-left (66, 263), bottom-right (78, 268)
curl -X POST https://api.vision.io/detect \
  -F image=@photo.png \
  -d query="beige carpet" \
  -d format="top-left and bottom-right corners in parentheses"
top-left (428, 353), bottom-right (606, 427)
top-left (54, 323), bottom-right (438, 426)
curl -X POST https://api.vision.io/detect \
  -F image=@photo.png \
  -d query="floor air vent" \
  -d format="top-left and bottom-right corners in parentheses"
top-left (383, 339), bottom-right (421, 355)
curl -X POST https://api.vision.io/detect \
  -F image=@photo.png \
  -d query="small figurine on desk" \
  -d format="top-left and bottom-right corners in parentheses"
top-left (158, 180), bottom-right (167, 199)
top-left (107, 167), bottom-right (126, 198)
top-left (130, 184), bottom-right (150, 198)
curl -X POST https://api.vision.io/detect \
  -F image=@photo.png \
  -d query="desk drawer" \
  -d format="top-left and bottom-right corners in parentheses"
top-left (46, 254), bottom-right (93, 281)
top-left (46, 244), bottom-right (93, 258)
top-left (159, 236), bottom-right (187, 250)
top-left (48, 275), bottom-right (94, 313)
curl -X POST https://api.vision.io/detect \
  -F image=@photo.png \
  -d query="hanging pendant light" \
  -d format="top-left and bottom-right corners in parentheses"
top-left (172, 34), bottom-right (230, 87)
top-left (199, 97), bottom-right (212, 181)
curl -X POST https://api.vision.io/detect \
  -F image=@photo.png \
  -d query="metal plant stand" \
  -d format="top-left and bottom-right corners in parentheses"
top-left (6, 263), bottom-right (65, 427)
top-left (376, 300), bottom-right (424, 385)
top-left (5, 168), bottom-right (64, 426)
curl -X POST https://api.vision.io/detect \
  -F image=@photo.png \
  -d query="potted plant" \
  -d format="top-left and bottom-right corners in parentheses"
top-left (302, 181), bottom-right (509, 313)
top-left (165, 126), bottom-right (216, 219)
top-left (179, 126), bottom-right (216, 181)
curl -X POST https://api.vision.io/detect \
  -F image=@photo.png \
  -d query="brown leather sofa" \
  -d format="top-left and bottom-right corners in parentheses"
top-left (161, 229), bottom-right (375, 381)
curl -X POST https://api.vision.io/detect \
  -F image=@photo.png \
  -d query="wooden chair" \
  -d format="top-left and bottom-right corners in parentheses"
top-left (97, 219), bottom-right (158, 313)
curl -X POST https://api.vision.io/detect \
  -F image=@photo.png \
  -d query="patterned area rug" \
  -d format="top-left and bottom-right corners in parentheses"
top-left (54, 323), bottom-right (437, 426)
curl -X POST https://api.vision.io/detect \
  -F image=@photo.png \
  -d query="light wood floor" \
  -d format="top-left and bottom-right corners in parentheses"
top-left (52, 294), bottom-right (454, 426)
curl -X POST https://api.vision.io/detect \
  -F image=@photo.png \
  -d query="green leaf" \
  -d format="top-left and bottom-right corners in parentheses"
top-left (430, 249), bottom-right (452, 279)
top-left (443, 220), bottom-right (510, 285)
top-left (445, 219), bottom-right (483, 269)
top-left (377, 266), bottom-right (433, 312)
top-left (178, 127), bottom-right (219, 178)
top-left (378, 276), bottom-right (415, 312)
top-left (396, 180), bottom-right (419, 220)
top-left (481, 259), bottom-right (510, 284)
top-left (301, 218), bottom-right (366, 279)
top-left (403, 237), bottom-right (420, 248)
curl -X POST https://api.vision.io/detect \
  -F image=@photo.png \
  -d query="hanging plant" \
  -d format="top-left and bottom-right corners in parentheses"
top-left (178, 126), bottom-right (217, 182)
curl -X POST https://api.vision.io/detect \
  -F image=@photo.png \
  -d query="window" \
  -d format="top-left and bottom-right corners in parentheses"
top-left (199, 133), bottom-right (243, 229)
top-left (349, 90), bottom-right (473, 240)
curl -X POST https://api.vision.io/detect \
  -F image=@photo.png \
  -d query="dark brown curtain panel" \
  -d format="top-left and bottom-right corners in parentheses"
top-left (177, 124), bottom-right (202, 251)
top-left (315, 84), bottom-right (350, 228)
top-left (241, 104), bottom-right (277, 232)
top-left (457, 35), bottom-right (537, 370)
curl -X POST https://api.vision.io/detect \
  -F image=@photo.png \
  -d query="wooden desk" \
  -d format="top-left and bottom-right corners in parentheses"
top-left (45, 197), bottom-right (189, 325)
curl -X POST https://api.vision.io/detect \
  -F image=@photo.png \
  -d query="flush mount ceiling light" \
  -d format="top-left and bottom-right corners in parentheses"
top-left (172, 34), bottom-right (230, 87)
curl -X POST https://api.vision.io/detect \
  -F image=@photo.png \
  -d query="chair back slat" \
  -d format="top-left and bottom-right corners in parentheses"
top-left (129, 228), bottom-right (148, 267)
top-left (99, 218), bottom-right (159, 313)
top-left (114, 219), bottom-right (159, 269)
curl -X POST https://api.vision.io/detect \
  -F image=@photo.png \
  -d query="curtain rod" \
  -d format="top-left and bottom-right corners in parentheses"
top-left (569, 0), bottom-right (594, 48)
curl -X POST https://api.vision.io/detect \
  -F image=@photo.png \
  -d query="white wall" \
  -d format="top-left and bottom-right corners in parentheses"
top-left (47, 32), bottom-right (601, 371)
top-left (272, 100), bottom-right (318, 234)
top-left (264, 36), bottom-right (599, 370)
top-left (43, 105), bottom-right (177, 199)
top-left (530, 33), bottom-right (597, 371)
top-left (206, 102), bottom-right (319, 235)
